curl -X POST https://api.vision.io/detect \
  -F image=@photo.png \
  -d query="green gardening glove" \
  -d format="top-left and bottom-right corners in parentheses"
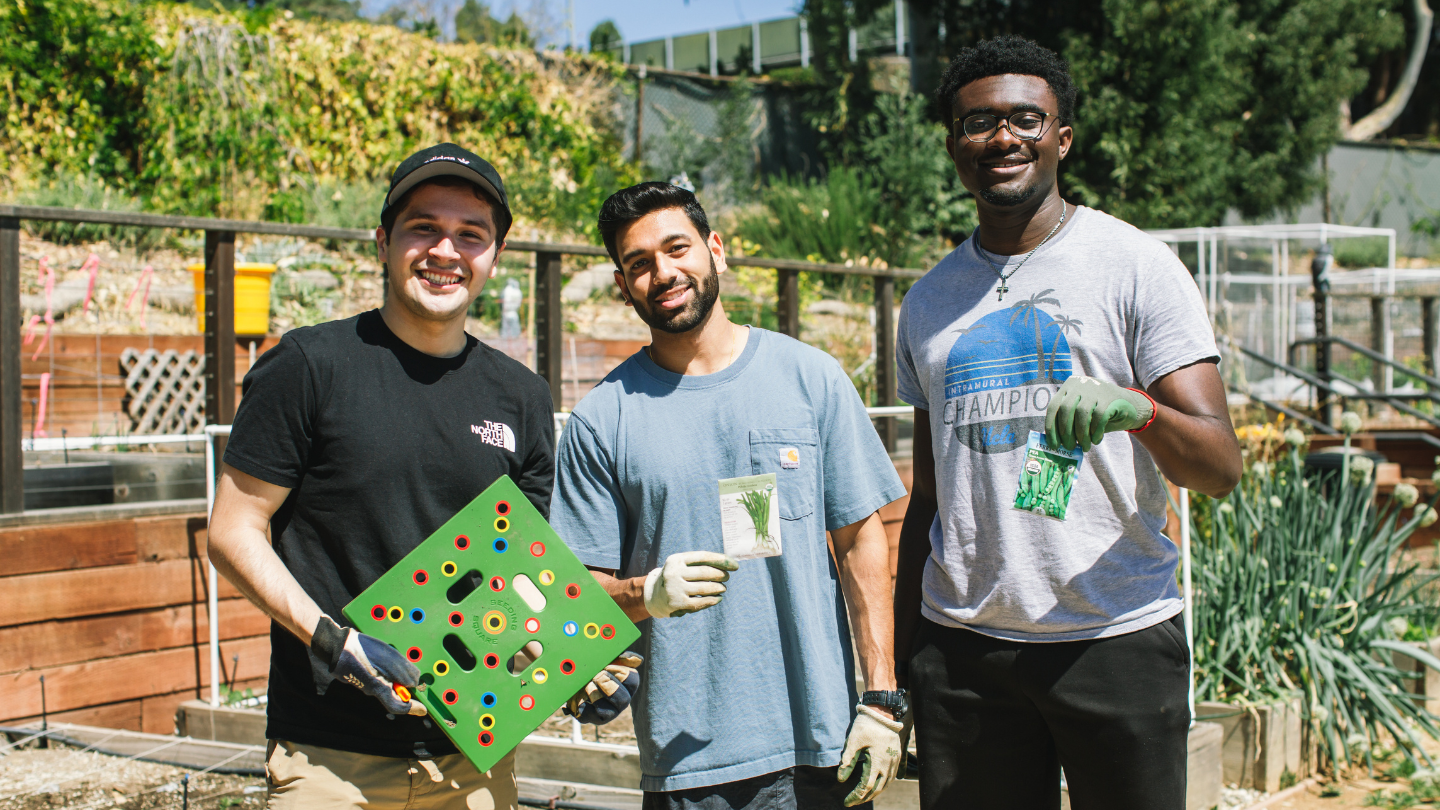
top-left (1045, 376), bottom-right (1155, 451)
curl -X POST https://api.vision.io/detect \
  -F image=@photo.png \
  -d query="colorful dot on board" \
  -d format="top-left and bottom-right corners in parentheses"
top-left (442, 689), bottom-right (458, 705)
top-left (601, 625), bottom-right (616, 640)
top-left (560, 659), bottom-right (575, 675)
top-left (566, 584), bottom-right (581, 599)
top-left (442, 561), bottom-right (457, 577)
top-left (479, 713), bottom-right (496, 729)
top-left (490, 576), bottom-right (506, 592)
top-left (387, 606), bottom-right (403, 622)
top-left (371, 605), bottom-right (386, 621)
top-left (495, 500), bottom-right (511, 516)
top-left (407, 647), bottom-right (422, 662)
top-left (494, 517), bottom-right (510, 533)
top-left (583, 623), bottom-right (600, 639)
top-left (478, 732), bottom-right (493, 747)
top-left (484, 654), bottom-right (500, 669)
top-left (524, 617), bottom-right (540, 633)
top-left (413, 570), bottom-right (429, 585)
top-left (530, 542), bottom-right (546, 557)
top-left (433, 660), bottom-right (449, 676)
top-left (410, 608), bottom-right (425, 623)
top-left (455, 535), bottom-right (470, 551)
top-left (563, 622), bottom-right (578, 637)
top-left (449, 612), bottom-right (464, 627)
top-left (519, 695), bottom-right (535, 711)
top-left (539, 570), bottom-right (555, 586)
top-left (493, 538), bottom-right (508, 553)
top-left (533, 668), bottom-right (548, 684)
top-left (481, 692), bottom-right (497, 707)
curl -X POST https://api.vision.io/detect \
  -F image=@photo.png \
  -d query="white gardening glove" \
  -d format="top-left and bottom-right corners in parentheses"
top-left (642, 551), bottom-right (739, 618)
top-left (837, 704), bottom-right (905, 806)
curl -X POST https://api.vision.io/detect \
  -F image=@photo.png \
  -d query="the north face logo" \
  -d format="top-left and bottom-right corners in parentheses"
top-left (472, 421), bottom-right (515, 452)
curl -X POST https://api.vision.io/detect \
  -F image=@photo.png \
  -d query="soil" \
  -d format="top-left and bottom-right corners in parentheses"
top-left (0, 743), bottom-right (263, 810)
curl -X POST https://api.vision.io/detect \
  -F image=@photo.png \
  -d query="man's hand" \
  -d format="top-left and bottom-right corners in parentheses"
top-left (838, 704), bottom-right (906, 806)
top-left (1045, 375), bottom-right (1154, 451)
top-left (643, 551), bottom-right (739, 618)
top-left (310, 616), bottom-right (427, 716)
top-left (565, 653), bottom-right (643, 724)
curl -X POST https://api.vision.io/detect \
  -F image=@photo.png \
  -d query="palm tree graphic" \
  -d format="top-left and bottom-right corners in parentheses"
top-left (1008, 290), bottom-right (1061, 382)
top-left (1047, 315), bottom-right (1083, 379)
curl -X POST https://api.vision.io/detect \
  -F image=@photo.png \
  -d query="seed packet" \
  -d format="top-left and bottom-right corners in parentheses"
top-left (1013, 431), bottom-right (1084, 521)
top-left (718, 473), bottom-right (783, 560)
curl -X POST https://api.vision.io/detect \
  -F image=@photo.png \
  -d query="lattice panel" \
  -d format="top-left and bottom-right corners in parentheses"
top-left (119, 348), bottom-right (206, 435)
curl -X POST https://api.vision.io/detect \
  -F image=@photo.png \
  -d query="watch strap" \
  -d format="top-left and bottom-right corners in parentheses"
top-left (860, 689), bottom-right (905, 710)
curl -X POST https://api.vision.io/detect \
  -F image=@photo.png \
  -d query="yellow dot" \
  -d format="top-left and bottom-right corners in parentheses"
top-left (442, 561), bottom-right (457, 576)
top-left (388, 606), bottom-right (403, 622)
top-left (533, 668), bottom-right (548, 684)
top-left (494, 517), bottom-right (509, 533)
top-left (479, 713), bottom-right (495, 729)
top-left (583, 622), bottom-right (600, 639)
top-left (433, 660), bottom-right (449, 676)
top-left (538, 570), bottom-right (555, 586)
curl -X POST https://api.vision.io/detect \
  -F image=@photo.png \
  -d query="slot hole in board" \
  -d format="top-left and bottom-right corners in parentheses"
top-left (446, 570), bottom-right (485, 605)
top-left (506, 640), bottom-right (544, 675)
top-left (511, 574), bottom-right (546, 612)
top-left (442, 634), bottom-right (478, 672)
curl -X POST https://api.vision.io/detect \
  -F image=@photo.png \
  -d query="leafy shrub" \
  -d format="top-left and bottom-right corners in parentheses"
top-left (15, 173), bottom-right (164, 251)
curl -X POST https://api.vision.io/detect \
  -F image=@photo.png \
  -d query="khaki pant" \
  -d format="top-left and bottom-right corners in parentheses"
top-left (266, 739), bottom-right (518, 810)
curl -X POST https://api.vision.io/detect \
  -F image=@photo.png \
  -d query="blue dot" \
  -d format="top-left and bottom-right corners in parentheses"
top-left (493, 538), bottom-right (508, 552)
top-left (563, 621), bottom-right (578, 637)
top-left (481, 692), bottom-right (497, 707)
top-left (410, 608), bottom-right (425, 623)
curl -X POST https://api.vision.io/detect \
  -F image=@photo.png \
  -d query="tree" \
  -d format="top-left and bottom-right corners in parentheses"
top-left (589, 19), bottom-right (621, 57)
top-left (454, 0), bottom-right (532, 46)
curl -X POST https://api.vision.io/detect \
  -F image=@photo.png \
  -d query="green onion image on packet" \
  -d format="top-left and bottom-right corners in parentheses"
top-left (1013, 430), bottom-right (1085, 521)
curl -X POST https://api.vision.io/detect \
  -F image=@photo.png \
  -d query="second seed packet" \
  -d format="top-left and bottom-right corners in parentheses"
top-left (1013, 430), bottom-right (1085, 521)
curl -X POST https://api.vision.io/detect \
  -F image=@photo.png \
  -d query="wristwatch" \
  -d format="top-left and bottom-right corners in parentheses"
top-left (861, 688), bottom-right (909, 720)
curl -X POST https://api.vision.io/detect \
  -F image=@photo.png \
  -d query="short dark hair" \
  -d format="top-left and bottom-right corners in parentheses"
top-left (934, 36), bottom-right (1077, 127)
top-left (379, 175), bottom-right (512, 241)
top-left (598, 182), bottom-right (711, 268)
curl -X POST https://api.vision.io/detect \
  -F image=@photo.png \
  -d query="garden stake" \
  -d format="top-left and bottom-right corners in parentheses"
top-left (182, 774), bottom-right (189, 810)
top-left (38, 675), bottom-right (47, 749)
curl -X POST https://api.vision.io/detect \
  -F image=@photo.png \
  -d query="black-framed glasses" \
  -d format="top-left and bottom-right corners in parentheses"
top-left (953, 111), bottom-right (1054, 143)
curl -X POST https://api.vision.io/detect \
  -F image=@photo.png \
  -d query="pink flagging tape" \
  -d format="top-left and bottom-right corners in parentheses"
top-left (30, 257), bottom-right (53, 362)
top-left (126, 264), bottom-right (154, 328)
top-left (35, 372), bottom-right (49, 438)
top-left (80, 253), bottom-right (100, 315)
top-left (22, 315), bottom-right (39, 346)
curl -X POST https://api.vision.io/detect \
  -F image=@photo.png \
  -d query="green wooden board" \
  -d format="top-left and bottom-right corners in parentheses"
top-left (342, 475), bottom-right (640, 773)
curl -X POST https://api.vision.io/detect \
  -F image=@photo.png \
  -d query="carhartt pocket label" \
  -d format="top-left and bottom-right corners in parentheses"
top-left (779, 447), bottom-right (800, 469)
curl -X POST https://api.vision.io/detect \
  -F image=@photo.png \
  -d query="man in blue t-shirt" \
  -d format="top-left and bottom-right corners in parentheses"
top-left (552, 182), bottom-right (910, 809)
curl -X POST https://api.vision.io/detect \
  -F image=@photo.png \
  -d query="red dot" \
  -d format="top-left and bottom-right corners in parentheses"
top-left (560, 659), bottom-right (575, 675)
top-left (413, 570), bottom-right (428, 585)
top-left (601, 625), bottom-right (616, 640)
top-left (495, 501), bottom-right (511, 515)
top-left (519, 695), bottom-right (534, 711)
top-left (372, 605), bottom-right (386, 620)
top-left (478, 732), bottom-right (493, 747)
top-left (442, 690), bottom-right (458, 705)
top-left (484, 654), bottom-right (499, 669)
top-left (490, 576), bottom-right (506, 592)
top-left (530, 542), bottom-right (546, 557)
top-left (455, 535), bottom-right (470, 550)
top-left (525, 618), bottom-right (540, 633)
top-left (449, 612), bottom-right (464, 626)
top-left (407, 647), bottom-right (422, 662)
top-left (566, 584), bottom-right (580, 598)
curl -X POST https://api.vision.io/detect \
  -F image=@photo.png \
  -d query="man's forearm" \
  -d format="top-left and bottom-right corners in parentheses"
top-left (833, 512), bottom-right (897, 693)
top-left (587, 567), bottom-right (650, 624)
top-left (1137, 407), bottom-right (1241, 498)
top-left (209, 467), bottom-right (323, 645)
top-left (892, 496), bottom-right (934, 689)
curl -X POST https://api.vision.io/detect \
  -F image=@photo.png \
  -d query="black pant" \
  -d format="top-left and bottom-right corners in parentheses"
top-left (642, 766), bottom-right (870, 810)
top-left (909, 615), bottom-right (1190, 810)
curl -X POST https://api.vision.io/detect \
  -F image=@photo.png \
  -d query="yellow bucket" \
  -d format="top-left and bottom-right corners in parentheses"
top-left (189, 263), bottom-right (277, 336)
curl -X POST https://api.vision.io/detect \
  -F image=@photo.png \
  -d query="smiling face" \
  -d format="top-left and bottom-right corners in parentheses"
top-left (945, 74), bottom-right (1073, 209)
top-left (611, 206), bottom-right (724, 334)
top-left (376, 181), bottom-right (504, 325)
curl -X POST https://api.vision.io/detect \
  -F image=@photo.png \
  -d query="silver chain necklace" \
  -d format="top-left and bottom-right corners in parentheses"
top-left (976, 202), bottom-right (1067, 302)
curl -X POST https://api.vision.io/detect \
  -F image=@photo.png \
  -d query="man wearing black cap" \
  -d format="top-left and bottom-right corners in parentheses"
top-left (208, 144), bottom-right (640, 810)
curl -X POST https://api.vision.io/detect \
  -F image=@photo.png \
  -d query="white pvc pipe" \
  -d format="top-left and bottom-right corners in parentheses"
top-left (205, 424), bottom-right (232, 707)
top-left (1181, 487), bottom-right (1194, 723)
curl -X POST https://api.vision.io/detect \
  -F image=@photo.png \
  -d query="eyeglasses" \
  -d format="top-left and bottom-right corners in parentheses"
top-left (953, 111), bottom-right (1054, 143)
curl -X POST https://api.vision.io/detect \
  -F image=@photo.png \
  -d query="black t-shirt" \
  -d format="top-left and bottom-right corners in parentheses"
top-left (223, 310), bottom-right (554, 757)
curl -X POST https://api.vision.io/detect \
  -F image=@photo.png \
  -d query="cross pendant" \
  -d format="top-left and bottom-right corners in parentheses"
top-left (996, 281), bottom-right (1009, 302)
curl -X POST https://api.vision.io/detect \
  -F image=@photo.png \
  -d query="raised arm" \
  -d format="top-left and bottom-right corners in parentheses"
top-left (893, 408), bottom-right (936, 689)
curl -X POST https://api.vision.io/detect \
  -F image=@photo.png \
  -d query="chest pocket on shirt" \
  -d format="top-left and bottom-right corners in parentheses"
top-left (749, 428), bottom-right (820, 521)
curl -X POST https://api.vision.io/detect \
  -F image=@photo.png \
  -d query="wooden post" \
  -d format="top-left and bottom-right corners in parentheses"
top-left (777, 269), bottom-right (800, 338)
top-left (1371, 295), bottom-right (1390, 393)
top-left (874, 276), bottom-right (897, 451)
top-left (535, 252), bottom-right (564, 409)
top-left (635, 69), bottom-right (646, 165)
top-left (0, 218), bottom-right (22, 513)
top-left (1423, 296), bottom-right (1437, 378)
top-left (204, 230), bottom-right (236, 430)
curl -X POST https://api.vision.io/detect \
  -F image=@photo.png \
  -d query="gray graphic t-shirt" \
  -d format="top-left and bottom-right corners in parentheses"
top-left (896, 206), bottom-right (1218, 641)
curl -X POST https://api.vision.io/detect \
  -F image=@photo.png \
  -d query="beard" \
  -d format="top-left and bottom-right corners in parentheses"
top-left (629, 253), bottom-right (721, 334)
top-left (978, 180), bottom-right (1041, 207)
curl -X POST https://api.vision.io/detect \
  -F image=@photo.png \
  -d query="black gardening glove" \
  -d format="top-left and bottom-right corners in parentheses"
top-left (563, 653), bottom-right (642, 725)
top-left (311, 615), bottom-right (427, 717)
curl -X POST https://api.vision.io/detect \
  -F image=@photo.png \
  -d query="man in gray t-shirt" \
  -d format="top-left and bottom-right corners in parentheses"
top-left (554, 183), bottom-right (910, 810)
top-left (893, 37), bottom-right (1242, 810)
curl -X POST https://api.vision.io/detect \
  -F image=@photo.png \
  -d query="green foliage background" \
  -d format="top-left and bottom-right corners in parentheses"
top-left (804, 0), bottom-right (1407, 229)
top-left (0, 0), bottom-right (637, 239)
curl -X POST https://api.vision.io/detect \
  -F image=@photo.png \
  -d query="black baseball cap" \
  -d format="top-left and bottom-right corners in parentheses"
top-left (381, 143), bottom-right (511, 232)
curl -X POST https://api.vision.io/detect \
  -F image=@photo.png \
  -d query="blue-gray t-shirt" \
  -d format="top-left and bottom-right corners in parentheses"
top-left (552, 327), bottom-right (906, 792)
